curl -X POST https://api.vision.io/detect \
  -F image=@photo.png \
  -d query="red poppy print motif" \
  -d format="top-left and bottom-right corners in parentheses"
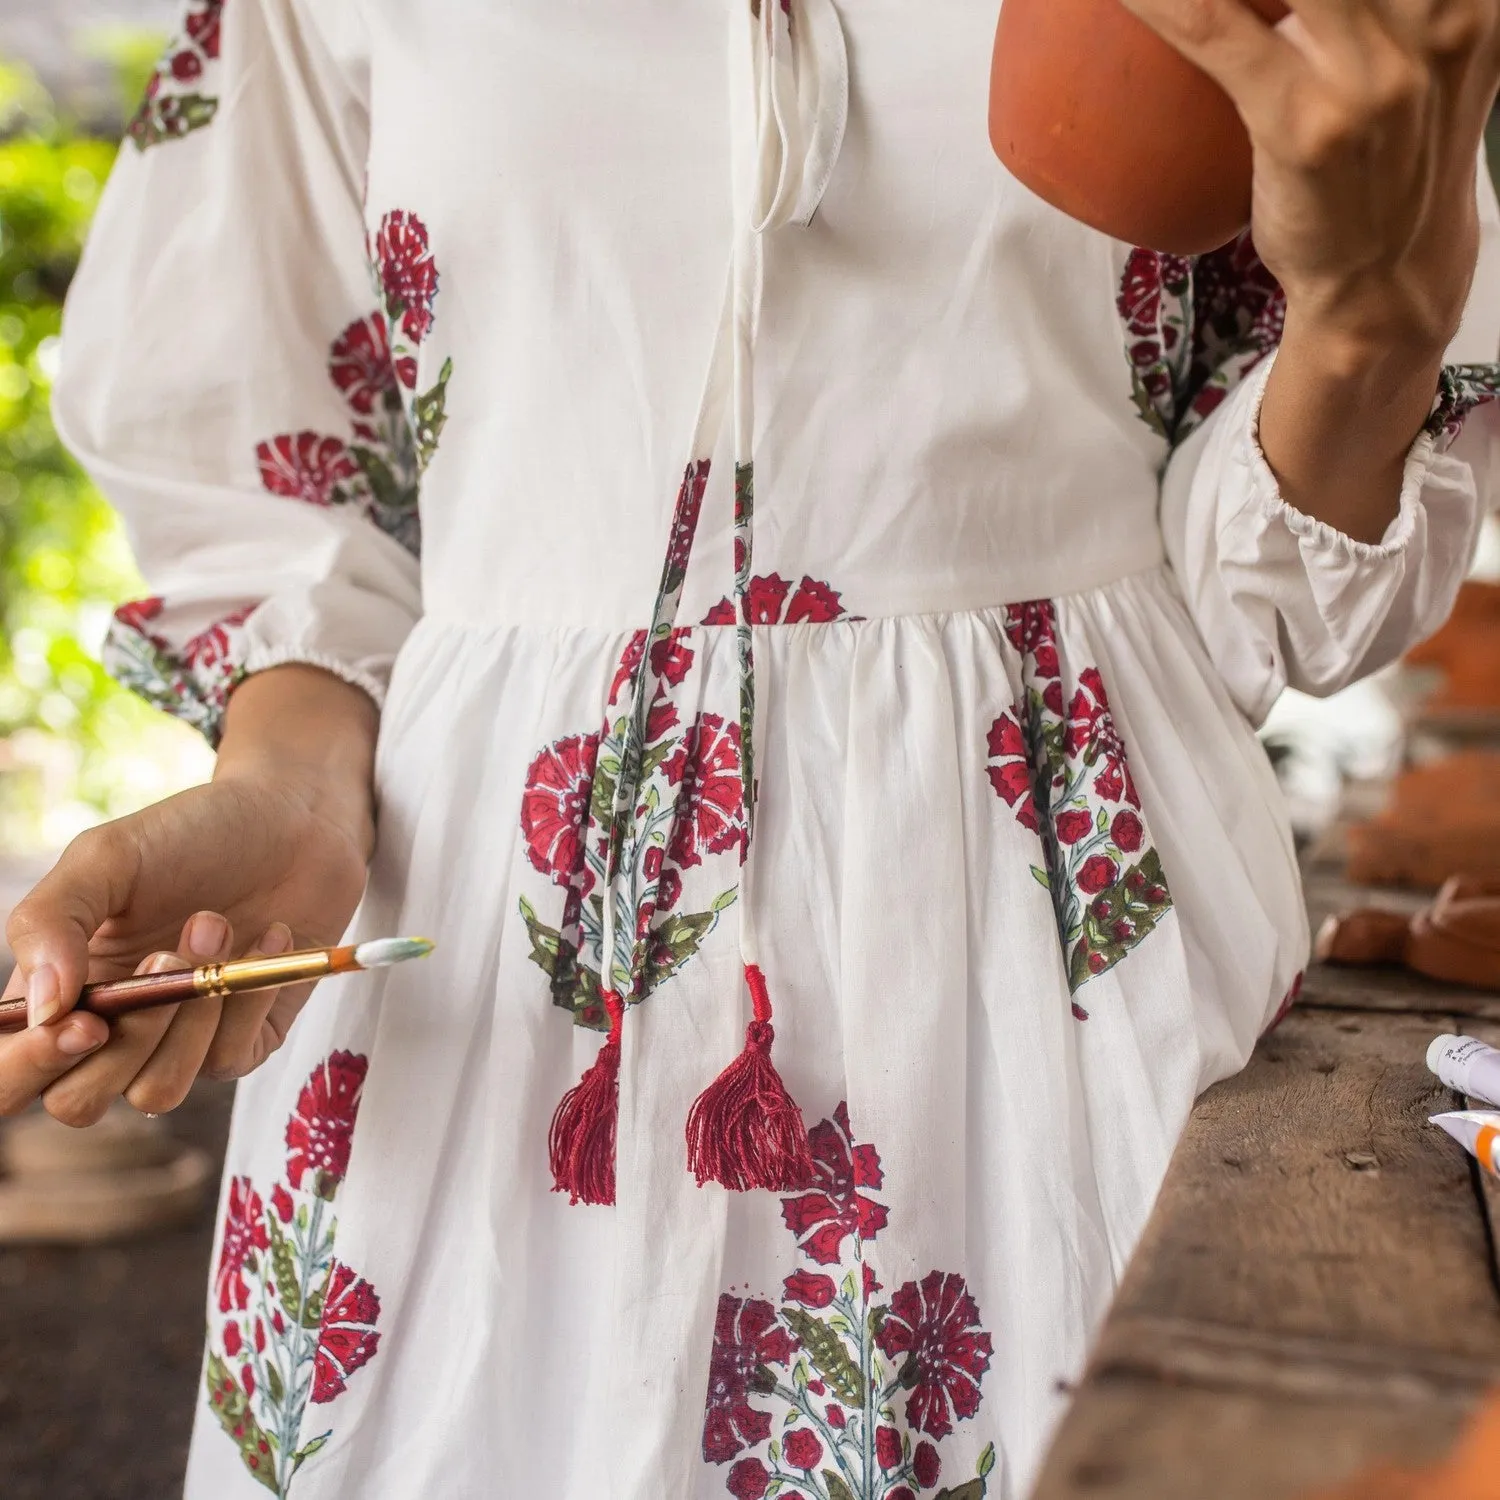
top-left (1118, 232), bottom-right (1285, 444)
top-left (284, 1051), bottom-right (368, 1198)
top-left (987, 600), bottom-right (1173, 1010)
top-left (102, 598), bottom-right (257, 747)
top-left (203, 1053), bottom-right (382, 1496)
top-left (702, 573), bottom-right (853, 627)
top-left (781, 1101), bottom-right (889, 1266)
top-left (110, 216), bottom-right (453, 746)
top-left (127, 0), bottom-right (224, 150)
top-left (310, 1262), bottom-right (383, 1404)
top-left (704, 1297), bottom-right (799, 1464)
top-left (518, 629), bottom-right (742, 1031)
top-left (255, 434), bottom-right (360, 507)
top-left (701, 1103), bottom-right (998, 1499)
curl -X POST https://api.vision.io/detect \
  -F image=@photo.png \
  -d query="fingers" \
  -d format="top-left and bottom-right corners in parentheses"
top-left (0, 1011), bottom-right (109, 1116)
top-left (195, 924), bottom-right (295, 1085)
top-left (41, 910), bottom-right (235, 1128)
top-left (1119, 0), bottom-right (1292, 115)
top-left (5, 823), bottom-right (140, 1028)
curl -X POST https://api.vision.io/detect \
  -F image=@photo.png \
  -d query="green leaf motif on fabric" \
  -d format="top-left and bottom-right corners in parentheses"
top-left (933, 1483), bottom-right (986, 1500)
top-left (1067, 847), bottom-right (1173, 991)
top-left (204, 1354), bottom-right (279, 1493)
top-left (292, 1434), bottom-right (331, 1474)
top-left (127, 93), bottom-right (218, 151)
top-left (267, 1215), bottom-right (302, 1324)
top-left (413, 357), bottom-right (453, 472)
top-left (824, 1473), bottom-right (858, 1500)
top-left (780, 1306), bottom-right (865, 1408)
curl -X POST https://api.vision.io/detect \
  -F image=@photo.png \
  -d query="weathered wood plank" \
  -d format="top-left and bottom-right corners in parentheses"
top-left (1107, 1008), bottom-right (1500, 1360)
top-left (1300, 961), bottom-right (1500, 1021)
top-left (1032, 1008), bottom-right (1500, 1499)
top-left (1031, 1374), bottom-right (1473, 1500)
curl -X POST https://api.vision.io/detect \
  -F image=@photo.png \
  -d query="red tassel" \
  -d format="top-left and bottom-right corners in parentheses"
top-left (685, 964), bottom-right (815, 1192)
top-left (549, 991), bottom-right (624, 1206)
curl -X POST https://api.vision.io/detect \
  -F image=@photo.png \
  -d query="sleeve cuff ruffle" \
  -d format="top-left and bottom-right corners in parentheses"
top-left (1237, 352), bottom-right (1437, 565)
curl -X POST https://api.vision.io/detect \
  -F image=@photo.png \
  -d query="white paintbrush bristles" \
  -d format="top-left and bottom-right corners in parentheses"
top-left (352, 936), bottom-right (436, 969)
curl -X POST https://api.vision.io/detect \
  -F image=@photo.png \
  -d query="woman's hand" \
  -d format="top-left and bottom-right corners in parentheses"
top-left (0, 665), bottom-right (379, 1125)
top-left (1120, 0), bottom-right (1500, 540)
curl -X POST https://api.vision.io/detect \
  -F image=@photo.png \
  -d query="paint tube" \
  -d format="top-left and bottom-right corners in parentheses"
top-left (1430, 1110), bottom-right (1500, 1177)
top-left (1426, 1035), bottom-right (1500, 1109)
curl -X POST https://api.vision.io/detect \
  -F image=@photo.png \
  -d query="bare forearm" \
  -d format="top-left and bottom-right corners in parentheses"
top-left (215, 665), bottom-right (381, 857)
top-left (1258, 310), bottom-right (1446, 546)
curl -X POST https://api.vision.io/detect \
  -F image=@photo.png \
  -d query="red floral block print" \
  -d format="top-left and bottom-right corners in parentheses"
top-left (103, 598), bottom-right (259, 747)
top-left (1117, 233), bottom-right (1286, 444)
top-left (780, 1101), bottom-right (889, 1266)
top-left (912, 1440), bottom-right (942, 1488)
top-left (783, 1269), bottom-right (837, 1308)
top-left (988, 599), bottom-right (1173, 1000)
top-left (127, 0), bottom-right (224, 150)
top-left (205, 1053), bottom-right (381, 1496)
top-left (986, 711), bottom-right (1041, 835)
top-left (373, 211), bottom-right (440, 343)
top-left (783, 1429), bottom-right (823, 1470)
top-left (727, 1458), bottom-right (771, 1500)
top-left (664, 460), bottom-right (712, 594)
top-left (183, 0), bottom-right (223, 56)
top-left (215, 1176), bottom-right (268, 1313)
top-left (285, 1050), bottom-right (368, 1197)
top-left (703, 572), bottom-right (851, 627)
top-left (702, 1103), bottom-right (998, 1498)
top-left (665, 714), bottom-right (748, 870)
top-left (311, 1261), bottom-right (383, 1403)
top-left (876, 1271), bottom-right (994, 1440)
top-left (256, 432), bottom-right (359, 506)
top-left (520, 732), bottom-right (601, 886)
top-left (329, 314), bottom-right (398, 416)
top-left (703, 1296), bottom-right (797, 1464)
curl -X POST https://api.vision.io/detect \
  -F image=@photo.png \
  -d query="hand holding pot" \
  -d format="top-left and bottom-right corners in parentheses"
top-left (1119, 0), bottom-right (1500, 366)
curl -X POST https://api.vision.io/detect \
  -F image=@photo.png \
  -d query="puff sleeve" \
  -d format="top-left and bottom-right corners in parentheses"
top-left (1157, 160), bottom-right (1500, 727)
top-left (53, 0), bottom-right (424, 745)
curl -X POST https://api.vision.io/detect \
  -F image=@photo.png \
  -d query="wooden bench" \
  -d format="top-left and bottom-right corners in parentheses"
top-left (1032, 871), bottom-right (1500, 1499)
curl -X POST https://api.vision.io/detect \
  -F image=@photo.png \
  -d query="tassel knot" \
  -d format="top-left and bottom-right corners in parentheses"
top-left (685, 964), bottom-right (815, 1192)
top-left (549, 990), bottom-right (625, 1206)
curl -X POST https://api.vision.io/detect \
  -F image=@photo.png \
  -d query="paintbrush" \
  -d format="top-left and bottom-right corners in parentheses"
top-left (0, 936), bottom-right (434, 1035)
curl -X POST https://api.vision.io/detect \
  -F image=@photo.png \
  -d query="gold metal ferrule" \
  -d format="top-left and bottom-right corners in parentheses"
top-left (193, 951), bottom-right (334, 998)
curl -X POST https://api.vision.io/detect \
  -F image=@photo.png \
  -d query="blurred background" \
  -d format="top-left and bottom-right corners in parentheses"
top-left (0, 10), bottom-right (221, 1499)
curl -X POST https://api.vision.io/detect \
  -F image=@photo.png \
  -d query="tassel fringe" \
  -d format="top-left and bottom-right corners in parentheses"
top-left (685, 964), bottom-right (814, 1192)
top-left (549, 991), bottom-right (624, 1206)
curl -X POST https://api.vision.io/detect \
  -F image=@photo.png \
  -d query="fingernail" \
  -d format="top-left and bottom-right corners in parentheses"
top-left (147, 952), bottom-right (182, 974)
top-left (26, 964), bottom-right (61, 1029)
top-left (56, 1017), bottom-right (105, 1057)
top-left (187, 912), bottom-right (229, 958)
top-left (258, 924), bottom-right (292, 956)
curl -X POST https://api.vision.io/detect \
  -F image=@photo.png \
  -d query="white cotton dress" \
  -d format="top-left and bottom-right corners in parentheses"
top-left (51, 2), bottom-right (1500, 1498)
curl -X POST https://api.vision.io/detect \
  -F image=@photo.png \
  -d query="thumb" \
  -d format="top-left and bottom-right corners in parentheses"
top-left (5, 824), bottom-right (141, 1028)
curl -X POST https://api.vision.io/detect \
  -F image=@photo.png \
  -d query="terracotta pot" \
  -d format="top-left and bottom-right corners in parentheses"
top-left (989, 0), bottom-right (1289, 254)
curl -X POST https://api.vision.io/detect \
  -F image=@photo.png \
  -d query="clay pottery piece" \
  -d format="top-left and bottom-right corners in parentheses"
top-left (0, 1148), bottom-right (213, 1244)
top-left (1406, 581), bottom-right (1500, 711)
top-left (1344, 749), bottom-right (1500, 889)
top-left (0, 1104), bottom-right (213, 1244)
top-left (2, 1100), bottom-right (178, 1177)
top-left (989, 0), bottom-right (1289, 253)
top-left (1317, 877), bottom-right (1500, 991)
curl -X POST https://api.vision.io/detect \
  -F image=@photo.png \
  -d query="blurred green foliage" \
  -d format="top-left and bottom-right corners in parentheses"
top-left (0, 52), bottom-right (206, 852)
